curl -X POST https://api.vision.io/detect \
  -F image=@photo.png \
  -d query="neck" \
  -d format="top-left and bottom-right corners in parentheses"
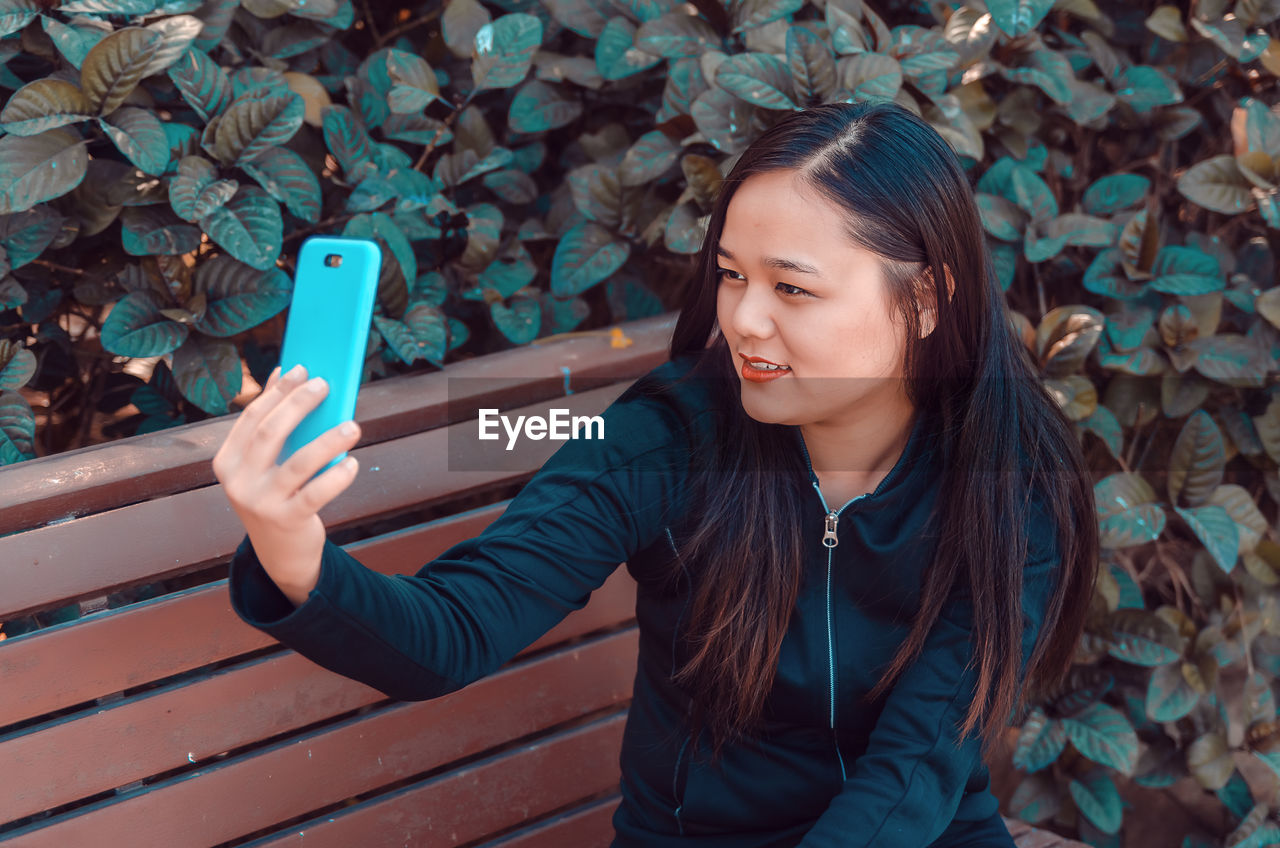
top-left (799, 396), bottom-right (917, 489)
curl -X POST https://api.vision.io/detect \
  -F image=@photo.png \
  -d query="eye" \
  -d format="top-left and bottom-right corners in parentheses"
top-left (715, 268), bottom-right (811, 298)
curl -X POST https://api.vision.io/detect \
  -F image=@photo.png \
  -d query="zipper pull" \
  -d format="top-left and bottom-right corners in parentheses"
top-left (822, 511), bottom-right (839, 548)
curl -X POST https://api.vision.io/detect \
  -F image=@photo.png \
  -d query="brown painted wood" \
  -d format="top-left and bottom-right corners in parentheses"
top-left (1, 630), bottom-right (637, 843)
top-left (0, 503), bottom-right (639, 729)
top-left (0, 381), bottom-right (634, 620)
top-left (240, 714), bottom-right (626, 848)
top-left (480, 794), bottom-right (618, 848)
top-left (0, 313), bottom-right (677, 537)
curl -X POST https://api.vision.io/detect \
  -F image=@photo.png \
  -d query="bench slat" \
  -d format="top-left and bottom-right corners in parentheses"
top-left (0, 503), bottom-right (638, 730)
top-left (0, 313), bottom-right (677, 537)
top-left (0, 383), bottom-right (629, 621)
top-left (479, 794), bottom-right (618, 848)
top-left (1, 630), bottom-right (637, 844)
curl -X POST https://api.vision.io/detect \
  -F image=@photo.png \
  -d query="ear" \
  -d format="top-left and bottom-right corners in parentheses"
top-left (917, 264), bottom-right (956, 339)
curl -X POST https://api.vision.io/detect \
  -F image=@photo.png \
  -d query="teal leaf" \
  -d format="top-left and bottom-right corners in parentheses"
top-left (205, 88), bottom-right (304, 166)
top-left (551, 220), bottom-right (630, 297)
top-left (508, 78), bottom-right (583, 134)
top-left (410, 271), bottom-right (447, 308)
top-left (0, 128), bottom-right (89, 214)
top-left (140, 14), bottom-right (203, 78)
top-left (240, 146), bottom-right (321, 223)
top-left (472, 13), bottom-right (543, 91)
top-left (1175, 504), bottom-right (1239, 573)
top-left (193, 254), bottom-right (292, 337)
top-left (690, 87), bottom-right (756, 154)
top-left (1114, 65), bottom-right (1183, 113)
top-left (1095, 472), bottom-right (1166, 547)
top-left (1062, 702), bottom-right (1139, 774)
top-left (169, 155), bottom-right (237, 222)
top-left (99, 107), bottom-right (169, 175)
top-left (634, 10), bottom-right (718, 58)
top-left (1150, 246), bottom-right (1223, 296)
top-left (321, 104), bottom-right (373, 178)
top-left (986, 0), bottom-right (1054, 37)
top-left (100, 290), bottom-right (189, 357)
top-left (1010, 165), bottom-right (1057, 222)
top-left (1083, 174), bottom-right (1150, 215)
top-left (1080, 404), bottom-right (1123, 460)
top-left (0, 389), bottom-right (35, 465)
top-left (785, 24), bottom-right (837, 105)
top-left (595, 16), bottom-right (662, 81)
top-left (542, 290), bottom-right (589, 333)
top-left (0, 0), bottom-right (39, 39)
top-left (481, 168), bottom-right (538, 203)
top-left (1012, 707), bottom-right (1068, 772)
top-left (0, 205), bottom-right (62, 268)
top-left (120, 205), bottom-right (201, 256)
top-left (0, 341), bottom-right (35, 390)
top-left (198, 185), bottom-right (283, 270)
top-left (171, 333), bottom-right (241, 415)
top-left (163, 121), bottom-right (199, 166)
top-left (80, 27), bottom-right (162, 116)
top-left (1083, 248), bottom-right (1147, 300)
top-left (1068, 770), bottom-right (1123, 834)
top-left (373, 304), bottom-right (447, 366)
top-left (167, 47), bottom-right (233, 122)
top-left (837, 52), bottom-right (903, 101)
top-left (1146, 662), bottom-right (1199, 722)
top-left (344, 211), bottom-right (415, 298)
top-left (491, 296), bottom-right (542, 344)
top-left (715, 52), bottom-right (798, 110)
top-left (0, 79), bottom-right (94, 136)
top-left (1106, 608), bottom-right (1184, 666)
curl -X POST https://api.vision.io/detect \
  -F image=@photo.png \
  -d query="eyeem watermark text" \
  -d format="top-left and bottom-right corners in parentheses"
top-left (478, 408), bottom-right (605, 450)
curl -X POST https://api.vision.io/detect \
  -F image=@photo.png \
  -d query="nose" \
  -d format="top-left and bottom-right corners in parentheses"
top-left (725, 279), bottom-right (776, 342)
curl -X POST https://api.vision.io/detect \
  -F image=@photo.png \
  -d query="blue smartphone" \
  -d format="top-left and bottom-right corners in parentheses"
top-left (275, 235), bottom-right (382, 475)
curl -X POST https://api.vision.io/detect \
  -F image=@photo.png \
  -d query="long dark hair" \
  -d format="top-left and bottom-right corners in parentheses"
top-left (661, 100), bottom-right (1099, 764)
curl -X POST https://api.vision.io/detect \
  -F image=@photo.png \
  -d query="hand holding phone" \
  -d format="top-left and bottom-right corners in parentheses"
top-left (211, 236), bottom-right (382, 606)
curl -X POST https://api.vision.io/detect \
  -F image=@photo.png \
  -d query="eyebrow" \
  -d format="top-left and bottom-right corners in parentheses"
top-left (716, 245), bottom-right (822, 276)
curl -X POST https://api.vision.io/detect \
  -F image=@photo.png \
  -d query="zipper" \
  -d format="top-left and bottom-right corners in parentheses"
top-left (796, 429), bottom-right (879, 783)
top-left (672, 729), bottom-right (692, 834)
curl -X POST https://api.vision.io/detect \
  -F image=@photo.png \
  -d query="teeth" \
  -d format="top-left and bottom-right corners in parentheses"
top-left (747, 361), bottom-right (788, 371)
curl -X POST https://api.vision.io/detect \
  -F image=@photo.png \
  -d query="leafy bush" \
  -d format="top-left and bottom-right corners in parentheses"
top-left (1, 0), bottom-right (1279, 844)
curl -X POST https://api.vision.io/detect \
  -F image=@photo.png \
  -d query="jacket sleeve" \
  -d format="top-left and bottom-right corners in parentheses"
top-left (796, 510), bottom-right (1063, 847)
top-left (226, 384), bottom-right (698, 702)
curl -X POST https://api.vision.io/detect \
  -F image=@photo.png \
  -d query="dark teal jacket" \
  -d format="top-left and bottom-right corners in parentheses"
top-left (228, 350), bottom-right (1061, 847)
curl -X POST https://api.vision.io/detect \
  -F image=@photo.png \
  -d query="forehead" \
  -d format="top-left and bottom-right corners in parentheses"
top-left (719, 170), bottom-right (873, 270)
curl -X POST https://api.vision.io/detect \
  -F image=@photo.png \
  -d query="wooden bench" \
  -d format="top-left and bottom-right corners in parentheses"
top-left (0, 311), bottom-right (1085, 846)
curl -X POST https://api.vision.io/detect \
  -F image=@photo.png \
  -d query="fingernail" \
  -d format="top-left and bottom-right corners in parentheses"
top-left (286, 364), bottom-right (305, 380)
top-left (340, 421), bottom-right (358, 437)
top-left (307, 377), bottom-right (326, 392)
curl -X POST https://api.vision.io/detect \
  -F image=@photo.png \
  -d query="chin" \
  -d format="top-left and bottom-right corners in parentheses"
top-left (736, 390), bottom-right (799, 426)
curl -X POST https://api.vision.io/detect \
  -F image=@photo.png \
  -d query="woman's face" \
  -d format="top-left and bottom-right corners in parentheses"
top-left (714, 168), bottom-right (913, 430)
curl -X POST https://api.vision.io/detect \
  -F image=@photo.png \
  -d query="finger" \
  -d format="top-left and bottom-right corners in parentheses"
top-left (273, 418), bottom-right (361, 498)
top-left (261, 365), bottom-right (282, 393)
top-left (221, 365), bottom-right (308, 467)
top-left (290, 454), bottom-right (359, 517)
top-left (242, 376), bottom-right (329, 477)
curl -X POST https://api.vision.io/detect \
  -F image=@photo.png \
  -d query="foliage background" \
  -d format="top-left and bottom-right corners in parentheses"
top-left (1, 0), bottom-right (1279, 844)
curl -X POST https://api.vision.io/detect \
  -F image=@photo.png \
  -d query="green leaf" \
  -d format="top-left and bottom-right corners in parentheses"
top-left (1106, 608), bottom-right (1183, 666)
top-left (1176, 505), bottom-right (1239, 573)
top-left (0, 389), bottom-right (35, 465)
top-left (1012, 707), bottom-right (1067, 772)
top-left (1146, 662), bottom-right (1199, 721)
top-left (551, 220), bottom-right (630, 297)
top-left (120, 205), bottom-right (201, 256)
top-left (0, 340), bottom-right (35, 391)
top-left (491, 296), bottom-right (542, 344)
top-left (986, 0), bottom-right (1054, 37)
top-left (1069, 770), bottom-right (1123, 834)
top-left (199, 185), bottom-right (283, 270)
top-left (1062, 702), bottom-right (1139, 774)
top-left (374, 304), bottom-right (447, 366)
top-left (0, 128), bottom-right (89, 214)
top-left (1187, 732), bottom-right (1234, 790)
top-left (321, 104), bottom-right (373, 177)
top-left (193, 255), bottom-right (292, 337)
top-left (542, 290), bottom-right (590, 332)
top-left (472, 13), bottom-right (543, 91)
top-left (0, 79), bottom-right (95, 136)
top-left (0, 205), bottom-right (62, 268)
top-left (508, 79), bottom-right (583, 134)
top-left (595, 16), bottom-right (662, 81)
top-left (715, 52), bottom-right (798, 110)
top-left (167, 47), bottom-right (233, 122)
top-left (1150, 246), bottom-right (1223, 295)
top-left (100, 290), bottom-right (189, 357)
top-left (634, 10), bottom-right (719, 58)
top-left (1114, 65), bottom-right (1183, 113)
top-left (204, 89), bottom-right (304, 166)
top-left (240, 146), bottom-right (320, 223)
top-left (99, 107), bottom-right (169, 176)
top-left (475, 241), bottom-right (536, 298)
top-left (171, 333), bottom-right (241, 415)
top-left (80, 27), bottom-right (162, 116)
top-left (41, 17), bottom-right (107, 69)
top-left (169, 155), bottom-right (237, 222)
top-left (344, 211), bottom-right (415, 300)
top-left (1083, 173), bottom-right (1151, 215)
top-left (1168, 410), bottom-right (1225, 507)
top-left (733, 0), bottom-right (804, 34)
top-left (690, 87), bottom-right (755, 154)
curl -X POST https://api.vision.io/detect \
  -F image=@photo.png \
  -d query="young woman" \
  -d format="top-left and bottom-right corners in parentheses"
top-left (213, 100), bottom-right (1098, 847)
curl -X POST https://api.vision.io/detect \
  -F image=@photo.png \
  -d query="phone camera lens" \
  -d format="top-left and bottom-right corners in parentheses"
top-left (325, 254), bottom-right (343, 267)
